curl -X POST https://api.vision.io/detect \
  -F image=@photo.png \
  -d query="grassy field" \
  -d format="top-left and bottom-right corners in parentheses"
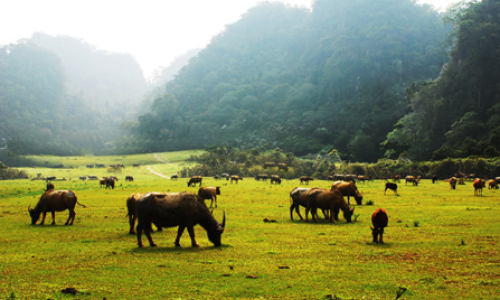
top-left (0, 152), bottom-right (499, 299)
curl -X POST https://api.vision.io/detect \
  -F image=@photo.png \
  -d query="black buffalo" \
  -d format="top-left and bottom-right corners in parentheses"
top-left (135, 192), bottom-right (226, 248)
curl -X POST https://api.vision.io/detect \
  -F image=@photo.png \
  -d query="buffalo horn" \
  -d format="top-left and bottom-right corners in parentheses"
top-left (222, 211), bottom-right (226, 229)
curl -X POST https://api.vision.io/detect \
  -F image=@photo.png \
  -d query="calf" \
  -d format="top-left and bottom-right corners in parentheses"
top-left (384, 182), bottom-right (397, 195)
top-left (198, 186), bottom-right (221, 208)
top-left (371, 208), bottom-right (388, 244)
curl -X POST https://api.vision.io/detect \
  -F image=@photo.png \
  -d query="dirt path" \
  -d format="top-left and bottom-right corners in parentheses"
top-left (147, 154), bottom-right (171, 179)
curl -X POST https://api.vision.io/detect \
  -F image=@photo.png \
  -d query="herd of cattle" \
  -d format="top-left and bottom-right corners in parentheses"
top-left (28, 172), bottom-right (499, 248)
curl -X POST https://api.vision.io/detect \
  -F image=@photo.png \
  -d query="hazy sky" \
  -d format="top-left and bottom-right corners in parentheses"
top-left (1, 0), bottom-right (460, 79)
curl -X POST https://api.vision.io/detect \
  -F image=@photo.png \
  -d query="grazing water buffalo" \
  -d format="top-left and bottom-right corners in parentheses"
top-left (384, 182), bottom-right (398, 195)
top-left (171, 174), bottom-right (179, 180)
top-left (230, 175), bottom-right (243, 184)
top-left (305, 188), bottom-right (354, 223)
top-left (263, 162), bottom-right (276, 169)
top-left (473, 178), bottom-right (486, 196)
top-left (135, 192), bottom-right (226, 247)
top-left (104, 177), bottom-right (115, 189)
top-left (270, 175), bottom-right (282, 185)
top-left (449, 177), bottom-right (458, 189)
top-left (187, 176), bottom-right (202, 187)
top-left (299, 176), bottom-right (314, 185)
top-left (330, 181), bottom-right (363, 205)
top-left (405, 176), bottom-right (419, 186)
top-left (290, 187), bottom-right (330, 221)
top-left (432, 175), bottom-right (439, 184)
top-left (198, 186), bottom-right (221, 208)
top-left (29, 190), bottom-right (86, 225)
top-left (488, 179), bottom-right (499, 189)
top-left (125, 175), bottom-right (134, 182)
top-left (255, 174), bottom-right (269, 181)
top-left (277, 163), bottom-right (288, 172)
top-left (371, 208), bottom-right (388, 244)
top-left (126, 193), bottom-right (162, 234)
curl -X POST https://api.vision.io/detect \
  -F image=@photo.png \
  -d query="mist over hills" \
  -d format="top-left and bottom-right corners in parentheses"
top-left (1, 0), bottom-right (499, 164)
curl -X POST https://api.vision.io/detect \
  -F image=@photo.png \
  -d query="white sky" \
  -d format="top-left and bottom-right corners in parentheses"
top-left (1, 0), bottom-right (459, 79)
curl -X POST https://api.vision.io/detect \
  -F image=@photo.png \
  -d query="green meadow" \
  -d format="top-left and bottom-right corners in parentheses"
top-left (0, 152), bottom-right (499, 299)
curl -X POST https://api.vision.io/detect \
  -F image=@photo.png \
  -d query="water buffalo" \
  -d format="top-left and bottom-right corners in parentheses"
top-left (299, 176), bottom-right (314, 185)
top-left (330, 181), bottom-right (363, 205)
top-left (305, 188), bottom-right (354, 223)
top-left (432, 175), bottom-right (439, 184)
top-left (405, 175), bottom-right (419, 186)
top-left (277, 163), bottom-right (288, 172)
top-left (126, 193), bottom-right (162, 234)
top-left (29, 190), bottom-right (86, 225)
top-left (46, 182), bottom-right (55, 191)
top-left (449, 177), bottom-right (458, 189)
top-left (473, 178), bottom-right (486, 196)
top-left (198, 186), bottom-right (221, 208)
top-left (263, 162), bottom-right (276, 169)
top-left (371, 208), bottom-right (388, 244)
top-left (79, 176), bottom-right (86, 180)
top-left (270, 175), bottom-right (282, 185)
top-left (290, 187), bottom-right (330, 221)
top-left (104, 177), bottom-right (115, 189)
top-left (230, 175), bottom-right (243, 184)
top-left (125, 175), bottom-right (134, 182)
top-left (384, 182), bottom-right (398, 195)
top-left (488, 179), bottom-right (499, 189)
top-left (187, 176), bottom-right (202, 187)
top-left (171, 174), bottom-right (179, 180)
top-left (135, 192), bottom-right (226, 247)
top-left (255, 174), bottom-right (269, 181)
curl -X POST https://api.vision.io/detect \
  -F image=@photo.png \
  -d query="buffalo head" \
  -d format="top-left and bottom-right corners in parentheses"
top-left (344, 207), bottom-right (355, 223)
top-left (28, 205), bottom-right (40, 225)
top-left (206, 211), bottom-right (226, 247)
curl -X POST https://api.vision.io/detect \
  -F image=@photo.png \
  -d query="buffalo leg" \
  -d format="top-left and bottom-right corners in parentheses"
top-left (379, 228), bottom-right (384, 244)
top-left (40, 211), bottom-right (48, 225)
top-left (66, 210), bottom-right (75, 225)
top-left (129, 214), bottom-right (136, 234)
top-left (214, 196), bottom-right (217, 208)
top-left (175, 226), bottom-right (186, 247)
top-left (187, 226), bottom-right (199, 247)
top-left (51, 211), bottom-right (57, 225)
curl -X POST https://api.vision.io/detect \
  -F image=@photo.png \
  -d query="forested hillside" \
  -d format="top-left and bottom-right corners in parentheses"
top-left (383, 0), bottom-right (500, 160)
top-left (0, 35), bottom-right (147, 160)
top-left (126, 0), bottom-right (450, 161)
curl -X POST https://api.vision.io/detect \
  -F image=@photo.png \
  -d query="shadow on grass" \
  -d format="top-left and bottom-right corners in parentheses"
top-left (131, 243), bottom-right (232, 254)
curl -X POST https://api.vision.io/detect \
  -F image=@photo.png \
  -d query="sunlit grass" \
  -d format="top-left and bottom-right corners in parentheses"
top-left (0, 155), bottom-right (499, 299)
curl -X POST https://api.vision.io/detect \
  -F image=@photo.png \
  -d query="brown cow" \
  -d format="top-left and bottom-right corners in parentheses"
top-left (449, 177), bottom-right (457, 189)
top-left (405, 175), bottom-right (420, 186)
top-left (371, 208), bottom-right (388, 244)
top-left (488, 179), bottom-right (499, 189)
top-left (28, 190), bottom-right (86, 225)
top-left (230, 175), bottom-right (243, 184)
top-left (99, 178), bottom-right (106, 188)
top-left (188, 176), bottom-right (203, 187)
top-left (105, 177), bottom-right (115, 189)
top-left (125, 175), bottom-right (134, 182)
top-left (305, 188), bottom-right (354, 223)
top-left (330, 181), bottom-right (363, 205)
top-left (198, 186), bottom-right (221, 208)
top-left (473, 178), bottom-right (486, 196)
top-left (299, 176), bottom-right (314, 185)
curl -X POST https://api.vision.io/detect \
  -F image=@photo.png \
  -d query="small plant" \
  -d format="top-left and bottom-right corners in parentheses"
top-left (413, 220), bottom-right (420, 227)
top-left (353, 213), bottom-right (360, 222)
top-left (365, 200), bottom-right (374, 205)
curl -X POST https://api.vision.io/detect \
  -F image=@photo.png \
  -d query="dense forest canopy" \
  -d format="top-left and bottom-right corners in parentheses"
top-left (125, 0), bottom-right (451, 161)
top-left (383, 0), bottom-right (500, 160)
top-left (2, 0), bottom-right (499, 165)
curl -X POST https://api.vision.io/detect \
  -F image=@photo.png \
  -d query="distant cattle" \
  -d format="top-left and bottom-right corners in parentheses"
top-left (171, 174), bottom-right (179, 180)
top-left (95, 164), bottom-right (105, 168)
top-left (449, 177), bottom-right (457, 189)
top-left (299, 176), bottom-right (314, 185)
top-left (133, 163), bottom-right (141, 168)
top-left (125, 176), bottom-right (134, 182)
top-left (188, 176), bottom-right (203, 187)
top-left (488, 179), bottom-right (499, 189)
top-left (86, 164), bottom-right (94, 168)
top-left (263, 162), bottom-right (276, 169)
top-left (432, 175), bottom-right (439, 184)
top-left (473, 178), bottom-right (486, 196)
top-left (357, 175), bottom-right (371, 183)
top-left (88, 176), bottom-right (98, 180)
top-left (270, 175), bottom-right (282, 185)
top-left (384, 182), bottom-right (397, 195)
top-left (330, 181), bottom-right (363, 205)
top-left (198, 186), bottom-right (221, 208)
top-left (230, 175), bottom-right (243, 184)
top-left (46, 176), bottom-right (56, 181)
top-left (105, 177), bottom-right (115, 189)
top-left (392, 175), bottom-right (401, 182)
top-left (79, 176), bottom-right (86, 181)
top-left (405, 176), bottom-right (419, 186)
top-left (371, 208), bottom-right (389, 244)
top-left (255, 174), bottom-right (269, 181)
top-left (277, 163), bottom-right (288, 172)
